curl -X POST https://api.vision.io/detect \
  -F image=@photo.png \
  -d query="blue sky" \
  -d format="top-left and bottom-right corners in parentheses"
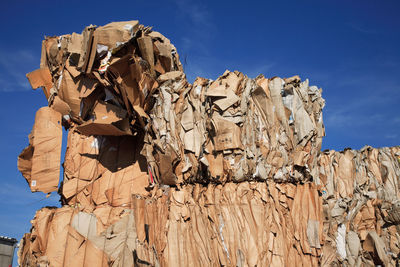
top-left (0, 0), bottom-right (399, 264)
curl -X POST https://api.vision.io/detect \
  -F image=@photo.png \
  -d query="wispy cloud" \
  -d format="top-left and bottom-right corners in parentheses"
top-left (172, 2), bottom-right (276, 83)
top-left (324, 74), bottom-right (400, 131)
top-left (385, 134), bottom-right (398, 139)
top-left (325, 95), bottom-right (392, 128)
top-left (0, 49), bottom-right (38, 92)
top-left (173, 0), bottom-right (211, 28)
top-left (0, 181), bottom-right (60, 239)
top-left (349, 23), bottom-right (377, 35)
top-left (171, 0), bottom-right (218, 82)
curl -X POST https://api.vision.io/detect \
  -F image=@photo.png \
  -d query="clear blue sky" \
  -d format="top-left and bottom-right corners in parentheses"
top-left (0, 0), bottom-right (399, 264)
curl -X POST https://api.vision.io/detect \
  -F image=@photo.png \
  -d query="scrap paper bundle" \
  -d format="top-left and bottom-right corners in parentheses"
top-left (17, 20), bottom-right (400, 266)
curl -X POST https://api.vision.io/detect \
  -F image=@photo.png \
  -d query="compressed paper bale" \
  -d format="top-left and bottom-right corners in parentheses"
top-left (25, 19), bottom-right (326, 186)
top-left (19, 146), bottom-right (400, 266)
top-left (317, 146), bottom-right (400, 265)
top-left (18, 19), bottom-right (400, 267)
top-left (144, 71), bottom-right (325, 184)
top-left (19, 182), bottom-right (324, 267)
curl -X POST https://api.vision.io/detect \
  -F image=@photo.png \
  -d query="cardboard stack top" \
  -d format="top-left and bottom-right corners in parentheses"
top-left (19, 20), bottom-right (325, 190)
top-left (144, 72), bottom-right (325, 185)
top-left (17, 20), bottom-right (400, 266)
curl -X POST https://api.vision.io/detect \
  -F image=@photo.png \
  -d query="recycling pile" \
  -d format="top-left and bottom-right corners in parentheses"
top-left (317, 146), bottom-right (400, 266)
top-left (17, 20), bottom-right (400, 266)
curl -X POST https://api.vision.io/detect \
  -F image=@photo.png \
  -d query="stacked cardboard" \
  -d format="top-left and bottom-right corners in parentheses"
top-left (317, 146), bottom-right (400, 266)
top-left (21, 19), bottom-right (325, 187)
top-left (18, 145), bottom-right (400, 267)
top-left (143, 72), bottom-right (325, 185)
top-left (17, 19), bottom-right (400, 267)
top-left (19, 182), bottom-right (323, 267)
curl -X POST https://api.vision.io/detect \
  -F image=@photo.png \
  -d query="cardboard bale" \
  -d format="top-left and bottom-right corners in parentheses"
top-left (17, 19), bottom-right (400, 267)
top-left (142, 71), bottom-right (325, 184)
top-left (317, 146), bottom-right (400, 266)
top-left (19, 150), bottom-right (400, 266)
top-left (136, 181), bottom-right (323, 267)
top-left (31, 20), bottom-right (181, 129)
top-left (19, 181), bottom-right (324, 267)
top-left (24, 20), bottom-right (324, 186)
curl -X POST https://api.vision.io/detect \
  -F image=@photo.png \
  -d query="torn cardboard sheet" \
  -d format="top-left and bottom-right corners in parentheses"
top-left (26, 67), bottom-right (53, 99)
top-left (77, 101), bottom-right (131, 136)
top-left (18, 107), bottom-right (62, 193)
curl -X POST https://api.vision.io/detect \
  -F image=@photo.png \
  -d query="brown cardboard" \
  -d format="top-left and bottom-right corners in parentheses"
top-left (58, 69), bottom-right (84, 116)
top-left (21, 182), bottom-right (324, 266)
top-left (42, 37), bottom-right (63, 73)
top-left (62, 178), bottom-right (90, 199)
top-left (18, 19), bottom-right (400, 267)
top-left (95, 20), bottom-right (139, 50)
top-left (67, 32), bottom-right (84, 54)
top-left (49, 95), bottom-right (71, 116)
top-left (137, 36), bottom-right (155, 71)
top-left (77, 101), bottom-right (132, 136)
top-left (63, 130), bottom-right (103, 182)
top-left (39, 40), bottom-right (47, 69)
top-left (19, 145), bottom-right (400, 266)
top-left (158, 147), bottom-right (178, 185)
top-left (107, 55), bottom-right (145, 111)
top-left (18, 107), bottom-right (62, 193)
top-left (64, 226), bottom-right (108, 267)
top-left (17, 142), bottom-right (33, 182)
top-left (211, 115), bottom-right (243, 151)
top-left (77, 25), bottom-right (96, 73)
top-left (26, 67), bottom-right (53, 98)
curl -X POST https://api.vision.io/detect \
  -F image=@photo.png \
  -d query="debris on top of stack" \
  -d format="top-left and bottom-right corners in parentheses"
top-left (19, 19), bottom-right (325, 191)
